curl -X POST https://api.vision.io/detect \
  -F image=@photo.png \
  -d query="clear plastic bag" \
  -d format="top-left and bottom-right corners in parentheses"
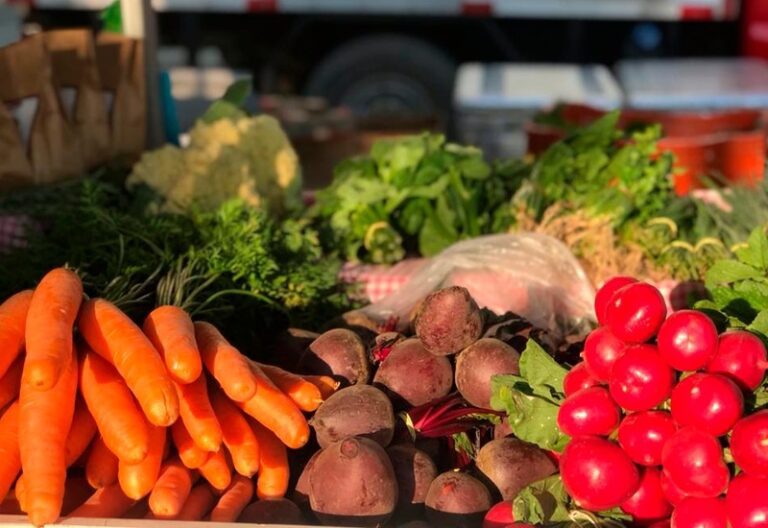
top-left (358, 233), bottom-right (596, 339)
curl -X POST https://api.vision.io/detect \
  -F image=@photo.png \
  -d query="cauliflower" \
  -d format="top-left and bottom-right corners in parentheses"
top-left (127, 114), bottom-right (302, 217)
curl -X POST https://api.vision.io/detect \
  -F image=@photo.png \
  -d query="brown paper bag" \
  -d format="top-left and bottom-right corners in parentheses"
top-left (0, 33), bottom-right (83, 189)
top-left (96, 32), bottom-right (146, 159)
top-left (44, 29), bottom-right (110, 169)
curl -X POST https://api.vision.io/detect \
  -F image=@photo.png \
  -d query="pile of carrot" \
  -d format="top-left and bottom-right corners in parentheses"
top-left (0, 267), bottom-right (338, 526)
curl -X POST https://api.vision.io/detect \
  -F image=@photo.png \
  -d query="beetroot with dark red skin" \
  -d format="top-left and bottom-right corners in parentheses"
top-left (604, 281), bottom-right (667, 343)
top-left (387, 444), bottom-right (438, 513)
top-left (414, 287), bottom-right (484, 356)
top-left (661, 428), bottom-right (729, 498)
top-left (582, 326), bottom-right (627, 382)
top-left (425, 472), bottom-right (493, 528)
top-left (493, 419), bottom-right (513, 440)
top-left (656, 310), bottom-right (718, 372)
top-left (609, 344), bottom-right (675, 412)
top-left (563, 362), bottom-right (601, 397)
top-left (595, 276), bottom-right (637, 325)
top-left (455, 338), bottom-right (520, 409)
top-left (557, 386), bottom-right (621, 437)
top-left (620, 468), bottom-right (673, 525)
top-left (618, 410), bottom-right (677, 467)
top-left (730, 410), bottom-right (768, 477)
top-left (301, 328), bottom-right (370, 386)
top-left (374, 339), bottom-right (453, 407)
top-left (670, 373), bottom-right (743, 437)
top-left (293, 450), bottom-right (321, 511)
top-left (725, 473), bottom-right (768, 528)
top-left (707, 330), bottom-right (768, 391)
top-left (672, 497), bottom-right (727, 528)
top-left (238, 499), bottom-right (305, 524)
top-left (476, 437), bottom-right (557, 502)
top-left (311, 385), bottom-right (395, 448)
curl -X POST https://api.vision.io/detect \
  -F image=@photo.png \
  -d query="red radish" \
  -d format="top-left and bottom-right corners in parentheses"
top-left (707, 331), bottom-right (768, 391)
top-left (605, 282), bottom-right (667, 344)
top-left (563, 362), bottom-right (601, 397)
top-left (656, 310), bottom-right (718, 371)
top-left (557, 387), bottom-right (621, 437)
top-left (559, 436), bottom-right (640, 511)
top-left (725, 473), bottom-right (768, 528)
top-left (595, 276), bottom-right (637, 325)
top-left (618, 410), bottom-right (677, 467)
top-left (609, 345), bottom-right (675, 412)
top-left (661, 428), bottom-right (729, 498)
top-left (620, 468), bottom-right (673, 525)
top-left (671, 497), bottom-right (727, 528)
top-left (670, 373), bottom-right (743, 436)
top-left (730, 410), bottom-right (768, 477)
top-left (648, 521), bottom-right (671, 528)
top-left (482, 501), bottom-right (513, 528)
top-left (660, 472), bottom-right (688, 506)
top-left (582, 327), bottom-right (627, 382)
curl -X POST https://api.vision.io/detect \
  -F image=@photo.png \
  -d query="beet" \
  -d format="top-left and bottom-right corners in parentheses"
top-left (309, 437), bottom-right (398, 526)
top-left (387, 444), bottom-right (439, 514)
top-left (301, 328), bottom-right (370, 386)
top-left (476, 437), bottom-right (557, 501)
top-left (455, 338), bottom-right (520, 409)
top-left (268, 328), bottom-right (319, 371)
top-left (414, 287), bottom-right (484, 356)
top-left (374, 338), bottom-right (454, 407)
top-left (293, 450), bottom-right (321, 512)
top-left (493, 419), bottom-right (514, 440)
top-left (238, 499), bottom-right (304, 524)
top-left (311, 385), bottom-right (395, 448)
top-left (425, 472), bottom-right (493, 528)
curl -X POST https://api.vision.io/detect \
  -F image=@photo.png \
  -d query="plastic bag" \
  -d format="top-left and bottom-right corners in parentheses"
top-left (358, 233), bottom-right (596, 339)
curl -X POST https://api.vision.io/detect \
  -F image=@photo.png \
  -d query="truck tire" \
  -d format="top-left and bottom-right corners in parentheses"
top-left (305, 34), bottom-right (455, 127)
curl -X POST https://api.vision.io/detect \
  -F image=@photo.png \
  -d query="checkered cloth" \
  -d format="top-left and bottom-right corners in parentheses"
top-left (0, 214), bottom-right (32, 253)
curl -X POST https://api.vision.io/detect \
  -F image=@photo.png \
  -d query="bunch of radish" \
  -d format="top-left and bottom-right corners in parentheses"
top-left (557, 276), bottom-right (768, 528)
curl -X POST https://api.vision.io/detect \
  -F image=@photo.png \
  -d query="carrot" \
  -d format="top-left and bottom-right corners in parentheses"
top-left (0, 402), bottom-right (21, 503)
top-left (303, 374), bottom-right (341, 400)
top-left (14, 475), bottom-right (26, 513)
top-left (79, 348), bottom-right (150, 464)
top-left (19, 346), bottom-right (77, 526)
top-left (123, 499), bottom-right (150, 519)
top-left (171, 421), bottom-right (210, 469)
top-left (209, 474), bottom-right (254, 522)
top-left (24, 269), bottom-right (82, 390)
top-left (148, 457), bottom-right (194, 519)
top-left (64, 398), bottom-right (97, 467)
top-left (258, 362), bottom-right (323, 412)
top-left (68, 482), bottom-right (136, 518)
top-left (237, 363), bottom-right (310, 449)
top-left (86, 436), bottom-right (119, 489)
top-left (78, 298), bottom-right (179, 426)
top-left (143, 306), bottom-right (202, 384)
top-left (210, 388), bottom-right (260, 477)
top-left (198, 449), bottom-right (232, 493)
top-left (118, 425), bottom-right (167, 500)
top-left (0, 290), bottom-right (32, 380)
top-left (0, 356), bottom-right (24, 412)
top-left (251, 421), bottom-right (290, 499)
top-left (176, 483), bottom-right (216, 521)
top-left (59, 475), bottom-right (95, 516)
top-left (195, 322), bottom-right (256, 402)
top-left (176, 373), bottom-right (222, 452)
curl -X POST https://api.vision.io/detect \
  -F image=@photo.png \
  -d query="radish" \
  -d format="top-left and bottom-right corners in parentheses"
top-left (660, 471), bottom-right (689, 506)
top-left (657, 310), bottom-right (718, 371)
top-left (620, 467), bottom-right (673, 525)
top-left (707, 330), bottom-right (768, 391)
top-left (725, 473), bottom-right (768, 528)
top-left (605, 282), bottom-right (667, 344)
top-left (557, 387), bottom-right (621, 437)
top-left (582, 327), bottom-right (627, 382)
top-left (563, 362), bottom-right (601, 397)
top-left (730, 410), bottom-right (768, 477)
top-left (595, 276), bottom-right (637, 325)
top-left (482, 501), bottom-right (514, 528)
top-left (618, 410), bottom-right (677, 467)
top-left (670, 373), bottom-right (744, 437)
top-left (661, 427), bottom-right (729, 498)
top-left (559, 436), bottom-right (640, 511)
top-left (671, 497), bottom-right (727, 528)
top-left (648, 521), bottom-right (671, 528)
top-left (609, 344), bottom-right (675, 412)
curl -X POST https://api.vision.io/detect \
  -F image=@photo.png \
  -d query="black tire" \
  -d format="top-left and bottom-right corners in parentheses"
top-left (305, 34), bottom-right (455, 127)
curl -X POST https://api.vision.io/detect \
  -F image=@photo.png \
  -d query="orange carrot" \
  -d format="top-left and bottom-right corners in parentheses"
top-left (19, 348), bottom-right (77, 526)
top-left (210, 388), bottom-right (260, 477)
top-left (68, 482), bottom-right (136, 518)
top-left (195, 322), bottom-right (256, 402)
top-left (0, 402), bottom-right (21, 503)
top-left (198, 449), bottom-right (232, 493)
top-left (143, 306), bottom-right (202, 384)
top-left (303, 374), bottom-right (341, 400)
top-left (237, 363), bottom-right (310, 449)
top-left (209, 474), bottom-right (254, 522)
top-left (0, 357), bottom-right (24, 412)
top-left (0, 290), bottom-right (32, 380)
top-left (148, 457), bottom-right (193, 519)
top-left (14, 475), bottom-right (26, 513)
top-left (79, 348), bottom-right (150, 464)
top-left (171, 421), bottom-right (210, 469)
top-left (123, 499), bottom-right (150, 519)
top-left (86, 436), bottom-right (119, 489)
top-left (251, 421), bottom-right (289, 499)
top-left (258, 362), bottom-right (323, 412)
top-left (59, 475), bottom-right (95, 516)
top-left (176, 483), bottom-right (216, 521)
top-left (64, 398), bottom-right (97, 467)
top-left (24, 269), bottom-right (82, 390)
top-left (78, 298), bottom-right (179, 426)
top-left (176, 373), bottom-right (222, 452)
top-left (118, 425), bottom-right (167, 500)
